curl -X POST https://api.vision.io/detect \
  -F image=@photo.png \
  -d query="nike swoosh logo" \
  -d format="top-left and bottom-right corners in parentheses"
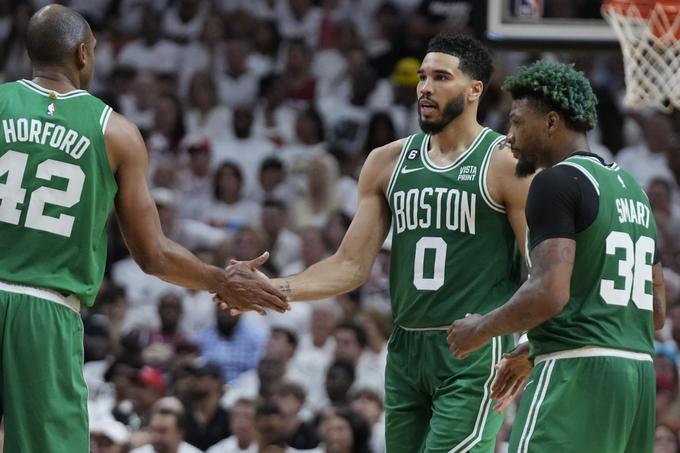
top-left (401, 167), bottom-right (424, 174)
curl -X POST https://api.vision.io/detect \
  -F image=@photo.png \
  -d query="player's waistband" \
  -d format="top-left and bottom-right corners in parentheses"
top-left (398, 324), bottom-right (450, 331)
top-left (534, 346), bottom-right (652, 365)
top-left (0, 280), bottom-right (80, 314)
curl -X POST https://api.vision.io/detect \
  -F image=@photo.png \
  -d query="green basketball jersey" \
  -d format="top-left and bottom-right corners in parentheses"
top-left (387, 128), bottom-right (521, 328)
top-left (528, 155), bottom-right (657, 358)
top-left (0, 80), bottom-right (118, 306)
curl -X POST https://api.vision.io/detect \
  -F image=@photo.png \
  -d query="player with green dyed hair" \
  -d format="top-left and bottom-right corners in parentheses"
top-left (448, 61), bottom-right (666, 452)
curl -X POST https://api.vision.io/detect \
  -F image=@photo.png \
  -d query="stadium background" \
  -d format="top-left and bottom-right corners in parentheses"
top-left (1, 0), bottom-right (680, 451)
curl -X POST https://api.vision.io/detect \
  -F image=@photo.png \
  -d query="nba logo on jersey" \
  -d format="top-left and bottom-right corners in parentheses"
top-left (516, 0), bottom-right (543, 18)
top-left (47, 103), bottom-right (55, 116)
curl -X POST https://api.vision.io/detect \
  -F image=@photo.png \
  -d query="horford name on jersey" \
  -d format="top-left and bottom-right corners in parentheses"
top-left (2, 117), bottom-right (90, 160)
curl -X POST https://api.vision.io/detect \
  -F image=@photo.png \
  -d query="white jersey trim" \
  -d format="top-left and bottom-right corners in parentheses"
top-left (386, 135), bottom-right (415, 199)
top-left (421, 128), bottom-right (489, 172)
top-left (555, 161), bottom-right (600, 195)
top-left (479, 134), bottom-right (507, 213)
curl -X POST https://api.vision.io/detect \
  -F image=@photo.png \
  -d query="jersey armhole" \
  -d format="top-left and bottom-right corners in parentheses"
top-left (99, 105), bottom-right (113, 135)
top-left (554, 161), bottom-right (601, 196)
top-left (479, 135), bottom-right (507, 213)
top-left (386, 134), bottom-right (416, 199)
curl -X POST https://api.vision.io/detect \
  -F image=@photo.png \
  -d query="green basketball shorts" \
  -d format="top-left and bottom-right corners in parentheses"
top-left (385, 325), bottom-right (513, 453)
top-left (0, 282), bottom-right (88, 453)
top-left (509, 347), bottom-right (655, 453)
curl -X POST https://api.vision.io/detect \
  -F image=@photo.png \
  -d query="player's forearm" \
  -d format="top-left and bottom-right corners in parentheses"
top-left (272, 252), bottom-right (369, 301)
top-left (477, 279), bottom-right (564, 339)
top-left (140, 237), bottom-right (224, 292)
top-left (653, 264), bottom-right (666, 331)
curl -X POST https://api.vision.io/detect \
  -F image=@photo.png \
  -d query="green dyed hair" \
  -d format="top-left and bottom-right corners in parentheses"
top-left (502, 61), bottom-right (598, 132)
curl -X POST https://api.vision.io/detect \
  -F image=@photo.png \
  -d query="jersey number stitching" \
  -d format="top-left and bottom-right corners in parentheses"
top-left (0, 150), bottom-right (85, 237)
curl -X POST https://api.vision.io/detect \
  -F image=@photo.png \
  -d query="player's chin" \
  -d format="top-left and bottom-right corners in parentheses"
top-left (514, 156), bottom-right (537, 178)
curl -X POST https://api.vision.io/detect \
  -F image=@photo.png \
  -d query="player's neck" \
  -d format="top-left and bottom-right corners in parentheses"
top-left (429, 116), bottom-right (483, 156)
top-left (31, 68), bottom-right (81, 93)
top-left (549, 134), bottom-right (591, 167)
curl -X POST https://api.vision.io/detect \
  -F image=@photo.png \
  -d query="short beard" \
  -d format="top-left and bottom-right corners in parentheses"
top-left (515, 158), bottom-right (538, 177)
top-left (418, 93), bottom-right (465, 135)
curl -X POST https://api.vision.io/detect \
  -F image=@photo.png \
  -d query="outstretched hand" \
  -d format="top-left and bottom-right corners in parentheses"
top-left (214, 252), bottom-right (289, 315)
top-left (491, 342), bottom-right (532, 413)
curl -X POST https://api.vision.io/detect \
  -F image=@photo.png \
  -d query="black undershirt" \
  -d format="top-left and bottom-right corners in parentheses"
top-left (525, 152), bottom-right (660, 263)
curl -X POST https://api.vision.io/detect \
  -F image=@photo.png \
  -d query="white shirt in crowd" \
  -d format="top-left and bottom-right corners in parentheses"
top-left (130, 441), bottom-right (202, 453)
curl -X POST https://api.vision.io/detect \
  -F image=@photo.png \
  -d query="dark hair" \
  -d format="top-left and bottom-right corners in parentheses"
top-left (333, 408), bottom-right (372, 453)
top-left (298, 107), bottom-right (326, 142)
top-left (270, 327), bottom-right (298, 348)
top-left (274, 381), bottom-right (307, 403)
top-left (426, 32), bottom-right (493, 94)
top-left (502, 61), bottom-right (598, 132)
top-left (262, 197), bottom-right (287, 211)
top-left (255, 401), bottom-right (282, 419)
top-left (26, 5), bottom-right (90, 65)
top-left (336, 321), bottom-right (368, 348)
top-left (350, 388), bottom-right (384, 408)
top-left (260, 157), bottom-right (284, 173)
top-left (157, 93), bottom-right (186, 150)
top-left (327, 360), bottom-right (356, 383)
top-left (213, 161), bottom-right (243, 200)
top-left (154, 407), bottom-right (186, 432)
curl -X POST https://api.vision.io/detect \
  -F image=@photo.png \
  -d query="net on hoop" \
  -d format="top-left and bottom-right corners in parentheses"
top-left (602, 0), bottom-right (680, 111)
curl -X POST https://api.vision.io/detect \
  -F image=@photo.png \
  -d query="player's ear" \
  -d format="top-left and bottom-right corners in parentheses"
top-left (468, 80), bottom-right (484, 103)
top-left (76, 42), bottom-right (87, 69)
top-left (546, 111), bottom-right (560, 134)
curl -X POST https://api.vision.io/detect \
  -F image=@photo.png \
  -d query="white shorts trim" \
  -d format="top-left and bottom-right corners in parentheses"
top-left (398, 325), bottom-right (449, 331)
top-left (534, 346), bottom-right (652, 365)
top-left (0, 280), bottom-right (80, 314)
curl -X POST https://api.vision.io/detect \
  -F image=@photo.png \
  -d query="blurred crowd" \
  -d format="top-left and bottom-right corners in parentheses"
top-left (2, 0), bottom-right (680, 452)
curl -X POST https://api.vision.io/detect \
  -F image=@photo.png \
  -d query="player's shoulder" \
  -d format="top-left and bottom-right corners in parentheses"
top-left (359, 137), bottom-right (410, 192)
top-left (364, 137), bottom-right (409, 167)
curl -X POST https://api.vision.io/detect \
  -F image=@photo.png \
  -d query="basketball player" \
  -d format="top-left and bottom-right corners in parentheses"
top-left (448, 61), bottom-right (666, 453)
top-left (0, 6), bottom-right (287, 452)
top-left (264, 33), bottom-right (533, 452)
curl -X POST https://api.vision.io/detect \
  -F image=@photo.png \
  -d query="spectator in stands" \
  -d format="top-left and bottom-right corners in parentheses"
top-left (654, 423), bottom-right (679, 453)
top-left (350, 389), bottom-right (385, 453)
top-left (204, 162), bottom-right (262, 230)
top-left (162, 0), bottom-right (209, 43)
top-left (617, 110), bottom-right (676, 188)
top-left (195, 308), bottom-right (267, 385)
top-left (117, 8), bottom-right (181, 75)
top-left (325, 361), bottom-right (355, 407)
top-left (185, 72), bottom-right (232, 141)
top-left (129, 367), bottom-right (167, 430)
top-left (183, 359), bottom-right (231, 451)
top-left (90, 418), bottom-right (130, 453)
top-left (253, 73), bottom-right (297, 146)
top-left (216, 38), bottom-right (259, 108)
top-left (283, 39), bottom-right (317, 103)
top-left (318, 408), bottom-right (371, 453)
top-left (130, 404), bottom-right (202, 453)
top-left (272, 382), bottom-right (321, 450)
top-left (206, 399), bottom-right (258, 453)
top-left (290, 155), bottom-right (340, 230)
top-left (260, 198), bottom-right (302, 272)
top-left (0, 3), bottom-right (32, 81)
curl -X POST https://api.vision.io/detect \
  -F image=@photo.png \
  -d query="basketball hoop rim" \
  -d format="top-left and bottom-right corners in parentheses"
top-left (603, 0), bottom-right (680, 17)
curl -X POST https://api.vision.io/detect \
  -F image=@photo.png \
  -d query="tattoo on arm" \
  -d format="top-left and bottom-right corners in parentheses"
top-left (279, 280), bottom-right (292, 295)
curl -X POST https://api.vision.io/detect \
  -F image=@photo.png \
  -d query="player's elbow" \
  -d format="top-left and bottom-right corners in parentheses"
top-left (534, 281), bottom-right (569, 319)
top-left (131, 239), bottom-right (167, 276)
